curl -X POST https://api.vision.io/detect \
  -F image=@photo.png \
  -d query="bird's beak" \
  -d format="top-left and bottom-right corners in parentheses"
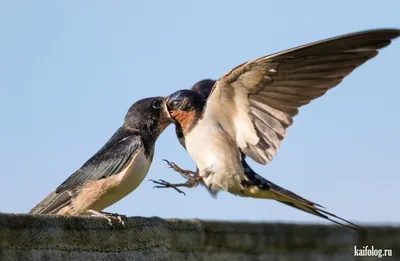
top-left (162, 96), bottom-right (174, 122)
top-left (165, 95), bottom-right (173, 111)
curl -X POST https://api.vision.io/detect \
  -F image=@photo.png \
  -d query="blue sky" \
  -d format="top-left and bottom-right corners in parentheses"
top-left (1, 1), bottom-right (399, 226)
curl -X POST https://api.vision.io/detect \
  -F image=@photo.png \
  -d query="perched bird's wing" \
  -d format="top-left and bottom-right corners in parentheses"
top-left (29, 128), bottom-right (144, 214)
top-left (204, 28), bottom-right (400, 164)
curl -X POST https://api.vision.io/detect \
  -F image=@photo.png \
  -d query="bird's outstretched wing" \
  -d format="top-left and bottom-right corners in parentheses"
top-left (29, 128), bottom-right (143, 214)
top-left (203, 28), bottom-right (400, 165)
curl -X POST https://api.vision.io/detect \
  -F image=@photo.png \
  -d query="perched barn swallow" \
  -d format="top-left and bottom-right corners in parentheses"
top-left (152, 28), bottom-right (400, 230)
top-left (29, 97), bottom-right (170, 225)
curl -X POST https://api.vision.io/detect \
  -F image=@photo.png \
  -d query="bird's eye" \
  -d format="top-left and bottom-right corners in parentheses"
top-left (152, 99), bottom-right (162, 109)
top-left (172, 100), bottom-right (181, 108)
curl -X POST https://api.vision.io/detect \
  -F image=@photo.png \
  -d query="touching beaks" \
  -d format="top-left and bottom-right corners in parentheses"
top-left (162, 96), bottom-right (175, 122)
top-left (165, 95), bottom-right (172, 109)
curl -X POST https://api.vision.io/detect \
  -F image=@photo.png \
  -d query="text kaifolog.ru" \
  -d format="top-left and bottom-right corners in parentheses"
top-left (354, 246), bottom-right (392, 258)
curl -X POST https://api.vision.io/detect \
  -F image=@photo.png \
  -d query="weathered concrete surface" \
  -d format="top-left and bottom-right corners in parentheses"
top-left (0, 212), bottom-right (398, 260)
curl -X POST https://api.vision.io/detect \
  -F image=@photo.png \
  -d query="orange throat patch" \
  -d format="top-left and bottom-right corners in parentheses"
top-left (170, 110), bottom-right (196, 132)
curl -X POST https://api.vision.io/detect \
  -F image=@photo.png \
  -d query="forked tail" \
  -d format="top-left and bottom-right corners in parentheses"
top-left (241, 160), bottom-right (364, 231)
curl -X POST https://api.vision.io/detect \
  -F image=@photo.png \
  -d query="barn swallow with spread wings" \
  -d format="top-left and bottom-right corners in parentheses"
top-left (29, 97), bottom-right (170, 225)
top-left (151, 28), bottom-right (400, 230)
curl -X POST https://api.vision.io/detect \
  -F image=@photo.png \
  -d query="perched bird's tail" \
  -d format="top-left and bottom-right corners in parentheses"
top-left (240, 160), bottom-right (363, 230)
top-left (29, 190), bottom-right (72, 215)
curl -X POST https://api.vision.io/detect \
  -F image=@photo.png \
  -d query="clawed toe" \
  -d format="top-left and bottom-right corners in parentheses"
top-left (101, 212), bottom-right (127, 226)
top-left (162, 159), bottom-right (198, 177)
top-left (152, 159), bottom-right (201, 195)
top-left (163, 159), bottom-right (180, 170)
top-left (149, 179), bottom-right (186, 195)
top-left (149, 179), bottom-right (163, 187)
top-left (87, 209), bottom-right (126, 227)
top-left (115, 215), bottom-right (126, 226)
top-left (149, 179), bottom-right (170, 188)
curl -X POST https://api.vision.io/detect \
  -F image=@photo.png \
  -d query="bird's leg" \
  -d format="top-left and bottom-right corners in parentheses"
top-left (150, 178), bottom-right (202, 195)
top-left (163, 159), bottom-right (198, 180)
top-left (149, 159), bottom-right (202, 195)
top-left (87, 209), bottom-right (126, 226)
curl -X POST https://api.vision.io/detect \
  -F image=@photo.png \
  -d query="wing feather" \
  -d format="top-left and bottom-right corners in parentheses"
top-left (29, 128), bottom-right (143, 214)
top-left (204, 28), bottom-right (400, 164)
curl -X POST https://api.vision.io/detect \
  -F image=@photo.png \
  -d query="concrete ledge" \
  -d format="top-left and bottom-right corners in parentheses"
top-left (0, 213), bottom-right (398, 260)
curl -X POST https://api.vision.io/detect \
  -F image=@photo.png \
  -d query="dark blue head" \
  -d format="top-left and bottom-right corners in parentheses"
top-left (124, 96), bottom-right (171, 136)
top-left (166, 89), bottom-right (205, 113)
top-left (166, 89), bottom-right (206, 130)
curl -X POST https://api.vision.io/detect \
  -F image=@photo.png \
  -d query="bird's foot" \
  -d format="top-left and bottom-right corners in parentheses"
top-left (149, 179), bottom-right (187, 195)
top-left (101, 211), bottom-right (127, 226)
top-left (163, 159), bottom-right (197, 180)
top-left (150, 159), bottom-right (201, 195)
top-left (150, 177), bottom-right (201, 195)
top-left (87, 209), bottom-right (126, 226)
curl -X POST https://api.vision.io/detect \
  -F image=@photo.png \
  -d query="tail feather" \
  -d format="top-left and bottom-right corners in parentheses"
top-left (242, 172), bottom-right (364, 231)
top-left (270, 185), bottom-right (364, 230)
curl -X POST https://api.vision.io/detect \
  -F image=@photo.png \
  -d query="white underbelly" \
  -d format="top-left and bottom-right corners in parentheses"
top-left (185, 123), bottom-right (227, 172)
top-left (184, 120), bottom-right (244, 191)
top-left (90, 148), bottom-right (151, 211)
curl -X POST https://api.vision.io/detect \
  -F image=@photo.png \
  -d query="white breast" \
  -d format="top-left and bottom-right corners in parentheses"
top-left (184, 118), bottom-right (244, 192)
top-left (185, 119), bottom-right (222, 170)
top-left (89, 147), bottom-right (152, 211)
top-left (117, 147), bottom-right (152, 192)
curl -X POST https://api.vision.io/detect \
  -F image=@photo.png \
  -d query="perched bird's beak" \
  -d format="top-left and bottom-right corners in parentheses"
top-left (165, 95), bottom-right (173, 112)
top-left (162, 96), bottom-right (174, 122)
